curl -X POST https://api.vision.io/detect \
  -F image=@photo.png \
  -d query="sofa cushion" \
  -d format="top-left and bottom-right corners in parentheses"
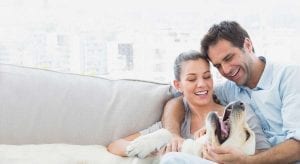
top-left (0, 144), bottom-right (157, 163)
top-left (0, 64), bottom-right (174, 145)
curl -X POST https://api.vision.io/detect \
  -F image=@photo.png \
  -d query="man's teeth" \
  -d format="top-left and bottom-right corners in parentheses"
top-left (195, 91), bottom-right (208, 95)
top-left (229, 68), bottom-right (239, 77)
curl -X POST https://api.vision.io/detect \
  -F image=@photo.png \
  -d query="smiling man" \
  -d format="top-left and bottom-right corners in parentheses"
top-left (161, 21), bottom-right (300, 164)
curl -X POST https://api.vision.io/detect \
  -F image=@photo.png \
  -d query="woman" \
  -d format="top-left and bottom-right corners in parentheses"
top-left (107, 50), bottom-right (224, 156)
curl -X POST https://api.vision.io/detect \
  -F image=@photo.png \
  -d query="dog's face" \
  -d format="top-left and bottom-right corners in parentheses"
top-left (205, 100), bottom-right (255, 155)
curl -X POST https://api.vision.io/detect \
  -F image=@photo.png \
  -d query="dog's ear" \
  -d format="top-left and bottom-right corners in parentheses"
top-left (245, 129), bottom-right (250, 141)
top-left (242, 128), bottom-right (256, 155)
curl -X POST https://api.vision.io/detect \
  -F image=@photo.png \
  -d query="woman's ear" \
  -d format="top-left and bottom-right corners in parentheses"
top-left (173, 80), bottom-right (183, 93)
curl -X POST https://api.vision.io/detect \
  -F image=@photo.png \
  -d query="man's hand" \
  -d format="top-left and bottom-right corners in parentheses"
top-left (202, 144), bottom-right (247, 164)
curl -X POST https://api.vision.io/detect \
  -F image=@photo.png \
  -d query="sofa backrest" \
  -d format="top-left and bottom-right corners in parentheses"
top-left (0, 64), bottom-right (174, 146)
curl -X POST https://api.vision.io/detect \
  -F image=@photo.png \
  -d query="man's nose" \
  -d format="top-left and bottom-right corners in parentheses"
top-left (221, 63), bottom-right (231, 75)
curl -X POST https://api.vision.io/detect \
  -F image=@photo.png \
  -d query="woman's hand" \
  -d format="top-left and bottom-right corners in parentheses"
top-left (157, 134), bottom-right (184, 155)
top-left (194, 127), bottom-right (206, 139)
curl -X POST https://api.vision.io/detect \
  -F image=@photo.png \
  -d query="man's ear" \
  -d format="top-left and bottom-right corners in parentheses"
top-left (243, 38), bottom-right (254, 53)
top-left (173, 80), bottom-right (182, 93)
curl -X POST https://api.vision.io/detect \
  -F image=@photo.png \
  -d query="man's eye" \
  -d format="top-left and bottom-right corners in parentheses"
top-left (224, 56), bottom-right (232, 62)
top-left (214, 64), bottom-right (221, 69)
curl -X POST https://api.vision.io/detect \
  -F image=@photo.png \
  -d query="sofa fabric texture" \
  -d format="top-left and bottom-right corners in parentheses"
top-left (0, 64), bottom-right (173, 146)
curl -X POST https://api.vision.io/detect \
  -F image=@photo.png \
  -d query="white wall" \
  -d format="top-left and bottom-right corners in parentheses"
top-left (0, 0), bottom-right (299, 83)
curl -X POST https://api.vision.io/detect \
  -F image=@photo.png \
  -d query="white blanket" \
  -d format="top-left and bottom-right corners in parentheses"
top-left (0, 144), bottom-right (156, 164)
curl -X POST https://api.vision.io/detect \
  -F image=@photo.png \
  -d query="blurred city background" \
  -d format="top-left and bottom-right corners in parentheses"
top-left (0, 0), bottom-right (299, 84)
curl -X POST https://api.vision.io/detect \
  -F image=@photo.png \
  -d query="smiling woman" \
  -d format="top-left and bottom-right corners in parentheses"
top-left (0, 0), bottom-right (299, 83)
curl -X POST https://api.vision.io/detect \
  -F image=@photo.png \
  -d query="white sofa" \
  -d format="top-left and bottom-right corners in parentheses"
top-left (0, 64), bottom-right (174, 163)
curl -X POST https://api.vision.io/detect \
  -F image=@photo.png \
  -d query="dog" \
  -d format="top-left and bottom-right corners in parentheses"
top-left (126, 100), bottom-right (256, 159)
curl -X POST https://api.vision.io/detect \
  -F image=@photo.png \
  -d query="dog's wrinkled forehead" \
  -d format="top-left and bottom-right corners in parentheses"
top-left (225, 100), bottom-right (245, 111)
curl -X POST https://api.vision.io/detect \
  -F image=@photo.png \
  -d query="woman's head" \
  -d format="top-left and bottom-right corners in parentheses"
top-left (174, 50), bottom-right (209, 81)
top-left (173, 50), bottom-right (215, 106)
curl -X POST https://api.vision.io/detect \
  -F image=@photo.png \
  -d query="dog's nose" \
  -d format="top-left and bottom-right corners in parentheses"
top-left (234, 100), bottom-right (243, 106)
top-left (239, 101), bottom-right (243, 106)
top-left (235, 100), bottom-right (245, 110)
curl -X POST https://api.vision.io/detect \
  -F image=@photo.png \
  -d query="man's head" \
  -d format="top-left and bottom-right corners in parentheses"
top-left (201, 21), bottom-right (254, 58)
top-left (200, 21), bottom-right (263, 88)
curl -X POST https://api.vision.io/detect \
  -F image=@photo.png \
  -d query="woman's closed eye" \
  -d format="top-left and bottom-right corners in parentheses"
top-left (203, 72), bottom-right (212, 79)
top-left (186, 78), bottom-right (196, 82)
top-left (203, 75), bottom-right (211, 79)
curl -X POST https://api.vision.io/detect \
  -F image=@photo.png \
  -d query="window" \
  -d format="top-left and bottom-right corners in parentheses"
top-left (0, 0), bottom-right (299, 83)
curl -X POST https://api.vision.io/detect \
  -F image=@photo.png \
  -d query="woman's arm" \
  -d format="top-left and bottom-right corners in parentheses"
top-left (161, 96), bottom-right (184, 136)
top-left (161, 96), bottom-right (185, 151)
top-left (107, 133), bottom-right (141, 156)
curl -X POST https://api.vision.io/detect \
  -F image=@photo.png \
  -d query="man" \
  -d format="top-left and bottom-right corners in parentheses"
top-left (161, 21), bottom-right (300, 163)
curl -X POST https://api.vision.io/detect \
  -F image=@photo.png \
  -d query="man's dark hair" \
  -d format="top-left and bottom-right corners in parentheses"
top-left (200, 21), bottom-right (254, 59)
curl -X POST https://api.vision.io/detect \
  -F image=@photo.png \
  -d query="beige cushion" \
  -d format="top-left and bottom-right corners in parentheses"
top-left (0, 64), bottom-right (173, 145)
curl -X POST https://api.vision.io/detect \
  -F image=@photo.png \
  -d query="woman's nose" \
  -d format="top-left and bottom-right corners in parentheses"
top-left (196, 79), bottom-right (205, 87)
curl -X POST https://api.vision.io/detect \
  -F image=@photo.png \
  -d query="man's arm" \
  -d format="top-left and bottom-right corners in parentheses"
top-left (245, 139), bottom-right (300, 163)
top-left (205, 139), bottom-right (300, 164)
top-left (161, 96), bottom-right (185, 151)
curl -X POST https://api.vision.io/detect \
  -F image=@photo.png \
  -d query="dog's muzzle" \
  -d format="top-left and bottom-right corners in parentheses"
top-left (207, 100), bottom-right (246, 144)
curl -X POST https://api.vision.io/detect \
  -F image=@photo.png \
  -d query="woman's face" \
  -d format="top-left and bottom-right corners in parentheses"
top-left (174, 59), bottom-right (214, 107)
